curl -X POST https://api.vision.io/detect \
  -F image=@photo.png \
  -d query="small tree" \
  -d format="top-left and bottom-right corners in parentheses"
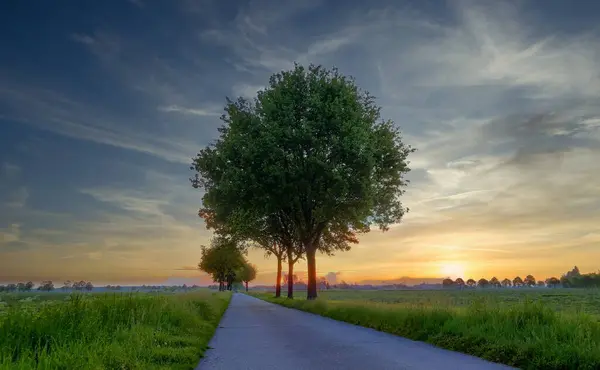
top-left (454, 278), bottom-right (465, 288)
top-left (85, 282), bottom-right (94, 291)
top-left (38, 281), bottom-right (54, 291)
top-left (466, 278), bottom-right (476, 288)
top-left (512, 276), bottom-right (524, 287)
top-left (442, 278), bottom-right (454, 288)
top-left (238, 262), bottom-right (257, 292)
top-left (501, 278), bottom-right (512, 287)
top-left (198, 236), bottom-right (245, 291)
top-left (524, 275), bottom-right (536, 287)
top-left (546, 277), bottom-right (560, 288)
top-left (477, 278), bottom-right (489, 288)
top-left (62, 280), bottom-right (72, 291)
top-left (489, 277), bottom-right (501, 288)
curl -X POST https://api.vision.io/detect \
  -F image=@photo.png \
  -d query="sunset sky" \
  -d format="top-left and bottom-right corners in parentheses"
top-left (1, 0), bottom-right (599, 286)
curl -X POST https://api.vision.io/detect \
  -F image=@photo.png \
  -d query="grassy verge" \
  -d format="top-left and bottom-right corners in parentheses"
top-left (251, 292), bottom-right (600, 370)
top-left (0, 291), bottom-right (231, 369)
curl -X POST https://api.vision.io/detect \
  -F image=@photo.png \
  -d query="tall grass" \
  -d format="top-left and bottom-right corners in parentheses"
top-left (254, 293), bottom-right (600, 370)
top-left (0, 291), bottom-right (230, 369)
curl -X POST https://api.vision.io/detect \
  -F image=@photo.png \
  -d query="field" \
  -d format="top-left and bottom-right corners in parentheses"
top-left (253, 288), bottom-right (600, 370)
top-left (0, 290), bottom-right (231, 369)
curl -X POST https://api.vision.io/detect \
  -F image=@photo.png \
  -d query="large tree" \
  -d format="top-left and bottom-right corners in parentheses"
top-left (198, 237), bottom-right (245, 291)
top-left (191, 64), bottom-right (413, 299)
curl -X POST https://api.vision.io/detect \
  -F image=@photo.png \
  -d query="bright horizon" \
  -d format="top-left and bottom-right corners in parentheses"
top-left (1, 1), bottom-right (599, 286)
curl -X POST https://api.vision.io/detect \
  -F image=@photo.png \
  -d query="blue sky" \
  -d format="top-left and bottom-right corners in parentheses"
top-left (1, 0), bottom-right (599, 285)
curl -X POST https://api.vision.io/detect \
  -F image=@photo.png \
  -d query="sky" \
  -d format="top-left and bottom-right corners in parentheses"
top-left (1, 0), bottom-right (599, 286)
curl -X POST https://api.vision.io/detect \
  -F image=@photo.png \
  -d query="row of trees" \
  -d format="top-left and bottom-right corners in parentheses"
top-left (0, 281), bottom-right (55, 292)
top-left (62, 280), bottom-right (94, 291)
top-left (191, 63), bottom-right (413, 299)
top-left (0, 281), bottom-right (35, 292)
top-left (443, 275), bottom-right (563, 288)
top-left (199, 237), bottom-right (257, 291)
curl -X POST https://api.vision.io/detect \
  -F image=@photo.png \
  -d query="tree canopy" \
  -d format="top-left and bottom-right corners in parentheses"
top-left (238, 262), bottom-right (257, 292)
top-left (191, 63), bottom-right (413, 299)
top-left (198, 236), bottom-right (246, 291)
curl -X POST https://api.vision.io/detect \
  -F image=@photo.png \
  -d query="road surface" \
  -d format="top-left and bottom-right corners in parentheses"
top-left (196, 293), bottom-right (515, 370)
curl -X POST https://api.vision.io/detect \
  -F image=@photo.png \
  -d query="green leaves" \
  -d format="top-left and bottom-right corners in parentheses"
top-left (191, 63), bottom-right (414, 298)
top-left (198, 237), bottom-right (245, 283)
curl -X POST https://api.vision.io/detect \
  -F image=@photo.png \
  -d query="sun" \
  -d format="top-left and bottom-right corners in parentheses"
top-left (440, 262), bottom-right (467, 279)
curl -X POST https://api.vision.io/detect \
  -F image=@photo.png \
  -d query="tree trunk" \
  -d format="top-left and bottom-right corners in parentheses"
top-left (287, 256), bottom-right (294, 299)
top-left (275, 256), bottom-right (282, 298)
top-left (245, 281), bottom-right (248, 292)
top-left (306, 246), bottom-right (317, 300)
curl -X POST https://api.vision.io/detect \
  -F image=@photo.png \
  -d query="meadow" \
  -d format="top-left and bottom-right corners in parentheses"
top-left (0, 290), bottom-right (231, 369)
top-left (253, 288), bottom-right (600, 370)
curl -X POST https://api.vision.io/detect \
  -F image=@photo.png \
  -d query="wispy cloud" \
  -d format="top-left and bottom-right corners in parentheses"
top-left (158, 105), bottom-right (220, 117)
top-left (0, 85), bottom-right (201, 164)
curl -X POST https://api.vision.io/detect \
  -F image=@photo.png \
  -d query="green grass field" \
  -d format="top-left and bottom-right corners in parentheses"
top-left (253, 289), bottom-right (600, 370)
top-left (0, 290), bottom-right (231, 369)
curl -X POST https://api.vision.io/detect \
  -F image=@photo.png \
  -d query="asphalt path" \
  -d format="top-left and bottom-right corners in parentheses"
top-left (196, 293), bottom-right (515, 370)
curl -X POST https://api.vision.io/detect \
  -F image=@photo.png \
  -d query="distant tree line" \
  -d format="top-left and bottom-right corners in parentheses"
top-left (441, 266), bottom-right (597, 289)
top-left (61, 280), bottom-right (94, 291)
top-left (0, 281), bottom-right (35, 292)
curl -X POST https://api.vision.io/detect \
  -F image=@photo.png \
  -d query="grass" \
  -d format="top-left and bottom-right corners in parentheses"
top-left (0, 290), bottom-right (231, 369)
top-left (252, 289), bottom-right (600, 370)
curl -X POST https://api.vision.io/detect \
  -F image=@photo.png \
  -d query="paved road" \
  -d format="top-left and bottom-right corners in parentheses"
top-left (197, 293), bottom-right (515, 370)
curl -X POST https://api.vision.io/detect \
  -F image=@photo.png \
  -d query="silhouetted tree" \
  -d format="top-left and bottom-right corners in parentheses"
top-left (38, 281), bottom-right (54, 291)
top-left (489, 277), bottom-right (501, 288)
top-left (466, 278), bottom-right (476, 288)
top-left (512, 276), bottom-right (524, 287)
top-left (442, 278), bottom-right (454, 288)
top-left (545, 277), bottom-right (560, 288)
top-left (455, 278), bottom-right (465, 288)
top-left (477, 278), bottom-right (489, 288)
top-left (85, 282), bottom-right (94, 291)
top-left (524, 275), bottom-right (536, 287)
top-left (536, 280), bottom-right (545, 287)
top-left (501, 278), bottom-right (512, 287)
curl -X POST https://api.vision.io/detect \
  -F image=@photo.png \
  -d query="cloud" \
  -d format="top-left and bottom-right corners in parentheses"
top-left (174, 266), bottom-right (198, 271)
top-left (128, 0), bottom-right (144, 8)
top-left (70, 33), bottom-right (95, 45)
top-left (231, 84), bottom-right (264, 99)
top-left (158, 105), bottom-right (220, 117)
top-left (1, 162), bottom-right (21, 180)
top-left (0, 85), bottom-right (202, 164)
top-left (0, 224), bottom-right (21, 243)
